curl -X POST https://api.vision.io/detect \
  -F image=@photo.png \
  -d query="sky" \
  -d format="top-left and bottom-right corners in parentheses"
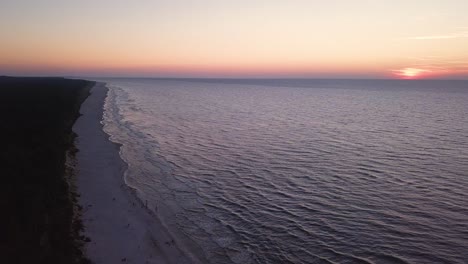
top-left (1, 0), bottom-right (468, 79)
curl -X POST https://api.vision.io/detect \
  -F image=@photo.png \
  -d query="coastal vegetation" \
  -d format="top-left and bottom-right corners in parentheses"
top-left (0, 77), bottom-right (93, 263)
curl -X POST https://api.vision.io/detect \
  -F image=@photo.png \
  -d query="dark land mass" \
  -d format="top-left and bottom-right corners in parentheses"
top-left (0, 77), bottom-right (94, 263)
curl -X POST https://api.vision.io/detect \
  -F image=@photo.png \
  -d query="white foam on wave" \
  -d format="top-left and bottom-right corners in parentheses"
top-left (101, 82), bottom-right (243, 264)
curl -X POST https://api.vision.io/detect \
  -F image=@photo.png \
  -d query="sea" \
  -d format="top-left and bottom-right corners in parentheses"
top-left (99, 78), bottom-right (468, 264)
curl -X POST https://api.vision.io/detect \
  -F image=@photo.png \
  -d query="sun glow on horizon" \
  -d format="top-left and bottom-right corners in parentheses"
top-left (1, 0), bottom-right (468, 78)
top-left (392, 68), bottom-right (431, 79)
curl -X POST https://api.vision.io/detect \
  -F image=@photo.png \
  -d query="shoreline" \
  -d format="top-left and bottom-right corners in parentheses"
top-left (73, 83), bottom-right (193, 263)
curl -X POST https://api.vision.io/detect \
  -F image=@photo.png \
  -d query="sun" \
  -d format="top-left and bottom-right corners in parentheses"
top-left (393, 68), bottom-right (429, 79)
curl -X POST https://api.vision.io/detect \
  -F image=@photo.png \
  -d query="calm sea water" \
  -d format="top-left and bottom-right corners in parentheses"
top-left (101, 79), bottom-right (468, 264)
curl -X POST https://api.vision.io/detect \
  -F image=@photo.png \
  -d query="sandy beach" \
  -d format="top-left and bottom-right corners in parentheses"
top-left (73, 83), bottom-right (193, 264)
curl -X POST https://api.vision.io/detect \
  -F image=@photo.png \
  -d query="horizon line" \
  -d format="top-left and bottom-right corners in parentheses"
top-left (2, 75), bottom-right (468, 82)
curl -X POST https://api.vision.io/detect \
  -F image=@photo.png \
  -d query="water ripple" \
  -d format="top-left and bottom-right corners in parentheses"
top-left (103, 79), bottom-right (468, 264)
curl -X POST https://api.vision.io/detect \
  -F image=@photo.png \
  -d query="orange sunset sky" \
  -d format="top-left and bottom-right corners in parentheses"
top-left (1, 0), bottom-right (468, 79)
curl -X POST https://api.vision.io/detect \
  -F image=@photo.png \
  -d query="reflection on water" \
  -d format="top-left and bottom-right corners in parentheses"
top-left (102, 79), bottom-right (468, 264)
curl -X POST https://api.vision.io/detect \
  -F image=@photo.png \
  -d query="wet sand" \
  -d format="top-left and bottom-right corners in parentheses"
top-left (73, 83), bottom-right (192, 264)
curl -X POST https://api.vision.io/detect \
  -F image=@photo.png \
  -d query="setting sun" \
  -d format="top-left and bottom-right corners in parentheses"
top-left (2, 1), bottom-right (468, 263)
top-left (1, 1), bottom-right (468, 79)
top-left (393, 68), bottom-right (430, 79)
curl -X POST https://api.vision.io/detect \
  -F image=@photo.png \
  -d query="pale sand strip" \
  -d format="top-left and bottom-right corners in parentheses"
top-left (73, 83), bottom-right (193, 264)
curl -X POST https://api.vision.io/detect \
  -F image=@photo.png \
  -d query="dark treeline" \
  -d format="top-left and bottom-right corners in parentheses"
top-left (0, 77), bottom-right (93, 263)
